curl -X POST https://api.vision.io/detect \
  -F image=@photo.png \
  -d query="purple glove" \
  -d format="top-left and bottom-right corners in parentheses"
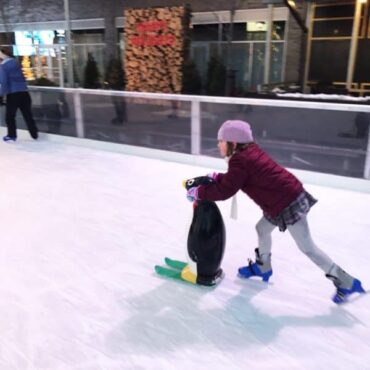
top-left (186, 186), bottom-right (199, 202)
top-left (207, 172), bottom-right (219, 181)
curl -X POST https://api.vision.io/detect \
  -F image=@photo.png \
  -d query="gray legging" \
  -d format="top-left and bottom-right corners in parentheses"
top-left (256, 214), bottom-right (334, 273)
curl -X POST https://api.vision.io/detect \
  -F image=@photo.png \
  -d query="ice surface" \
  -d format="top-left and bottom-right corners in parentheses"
top-left (0, 138), bottom-right (369, 370)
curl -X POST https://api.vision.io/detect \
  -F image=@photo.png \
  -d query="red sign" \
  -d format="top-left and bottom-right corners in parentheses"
top-left (130, 20), bottom-right (175, 47)
top-left (136, 21), bottom-right (168, 33)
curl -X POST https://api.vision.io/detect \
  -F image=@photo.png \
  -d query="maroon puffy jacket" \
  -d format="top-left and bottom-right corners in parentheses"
top-left (198, 143), bottom-right (303, 218)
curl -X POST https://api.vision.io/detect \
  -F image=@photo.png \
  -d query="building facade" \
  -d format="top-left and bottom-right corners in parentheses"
top-left (0, 0), bottom-right (369, 95)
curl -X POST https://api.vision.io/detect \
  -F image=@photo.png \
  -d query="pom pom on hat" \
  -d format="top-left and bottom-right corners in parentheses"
top-left (217, 120), bottom-right (253, 143)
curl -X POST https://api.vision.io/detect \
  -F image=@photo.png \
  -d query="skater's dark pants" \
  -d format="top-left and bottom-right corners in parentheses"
top-left (6, 91), bottom-right (38, 138)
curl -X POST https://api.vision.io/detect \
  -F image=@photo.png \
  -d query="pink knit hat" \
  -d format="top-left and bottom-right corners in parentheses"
top-left (217, 120), bottom-right (254, 143)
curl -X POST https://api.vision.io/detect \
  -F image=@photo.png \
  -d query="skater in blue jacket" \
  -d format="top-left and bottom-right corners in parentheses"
top-left (0, 46), bottom-right (39, 142)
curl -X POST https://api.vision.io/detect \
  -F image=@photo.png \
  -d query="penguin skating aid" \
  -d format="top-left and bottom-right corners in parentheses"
top-left (155, 176), bottom-right (226, 286)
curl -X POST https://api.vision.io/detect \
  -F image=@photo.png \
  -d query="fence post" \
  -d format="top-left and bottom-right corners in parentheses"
top-left (58, 46), bottom-right (64, 88)
top-left (191, 100), bottom-right (201, 155)
top-left (73, 90), bottom-right (85, 138)
top-left (364, 131), bottom-right (370, 179)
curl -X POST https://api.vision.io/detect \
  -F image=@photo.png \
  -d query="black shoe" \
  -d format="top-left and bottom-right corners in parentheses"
top-left (3, 135), bottom-right (17, 142)
top-left (30, 131), bottom-right (39, 140)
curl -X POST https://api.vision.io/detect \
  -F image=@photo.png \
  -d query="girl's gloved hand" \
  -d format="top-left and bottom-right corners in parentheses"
top-left (186, 186), bottom-right (199, 202)
top-left (207, 172), bottom-right (219, 181)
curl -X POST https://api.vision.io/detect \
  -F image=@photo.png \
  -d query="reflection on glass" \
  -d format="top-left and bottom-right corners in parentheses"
top-left (270, 43), bottom-right (284, 83)
top-left (219, 43), bottom-right (251, 91)
top-left (192, 45), bottom-right (209, 84)
top-left (201, 102), bottom-right (367, 178)
top-left (81, 94), bottom-right (192, 154)
top-left (251, 43), bottom-right (265, 90)
top-left (26, 90), bottom-right (74, 136)
top-left (191, 24), bottom-right (220, 42)
top-left (73, 45), bottom-right (105, 87)
top-left (273, 21), bottom-right (285, 40)
top-left (313, 20), bottom-right (353, 38)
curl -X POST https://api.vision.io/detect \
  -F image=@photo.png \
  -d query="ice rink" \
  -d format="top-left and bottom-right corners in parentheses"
top-left (0, 133), bottom-right (369, 370)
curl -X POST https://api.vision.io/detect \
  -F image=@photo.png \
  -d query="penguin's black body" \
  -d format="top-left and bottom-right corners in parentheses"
top-left (184, 176), bottom-right (226, 286)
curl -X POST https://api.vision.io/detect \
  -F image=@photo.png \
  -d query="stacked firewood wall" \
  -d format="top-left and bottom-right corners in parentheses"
top-left (124, 6), bottom-right (191, 94)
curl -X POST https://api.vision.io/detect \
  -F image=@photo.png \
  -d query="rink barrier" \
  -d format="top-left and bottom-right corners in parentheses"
top-left (2, 126), bottom-right (369, 194)
top-left (10, 87), bottom-right (370, 181)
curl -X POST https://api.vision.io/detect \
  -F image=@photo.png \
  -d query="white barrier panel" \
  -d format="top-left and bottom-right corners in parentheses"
top-left (3, 127), bottom-right (369, 194)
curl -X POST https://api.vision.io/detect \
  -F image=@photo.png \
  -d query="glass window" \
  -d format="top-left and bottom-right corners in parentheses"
top-left (13, 30), bottom-right (60, 56)
top-left (53, 30), bottom-right (66, 44)
top-left (222, 21), bottom-right (285, 41)
top-left (219, 43), bottom-right (251, 90)
top-left (309, 40), bottom-right (350, 82)
top-left (313, 19), bottom-right (353, 38)
top-left (222, 21), bottom-right (285, 42)
top-left (191, 24), bottom-right (219, 42)
top-left (117, 29), bottom-right (125, 52)
top-left (315, 4), bottom-right (355, 19)
top-left (73, 44), bottom-right (105, 87)
top-left (117, 28), bottom-right (124, 41)
top-left (72, 29), bottom-right (104, 44)
top-left (246, 22), bottom-right (266, 41)
top-left (272, 21), bottom-right (285, 41)
top-left (270, 43), bottom-right (284, 83)
top-left (192, 44), bottom-right (209, 83)
top-left (209, 42), bottom-right (219, 59)
top-left (251, 43), bottom-right (265, 90)
top-left (187, 20), bottom-right (284, 93)
top-left (222, 23), bottom-right (247, 41)
top-left (0, 32), bottom-right (15, 44)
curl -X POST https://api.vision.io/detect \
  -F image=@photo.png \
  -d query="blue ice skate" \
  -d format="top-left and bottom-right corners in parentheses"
top-left (238, 248), bottom-right (272, 282)
top-left (332, 278), bottom-right (365, 304)
top-left (326, 264), bottom-right (366, 304)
